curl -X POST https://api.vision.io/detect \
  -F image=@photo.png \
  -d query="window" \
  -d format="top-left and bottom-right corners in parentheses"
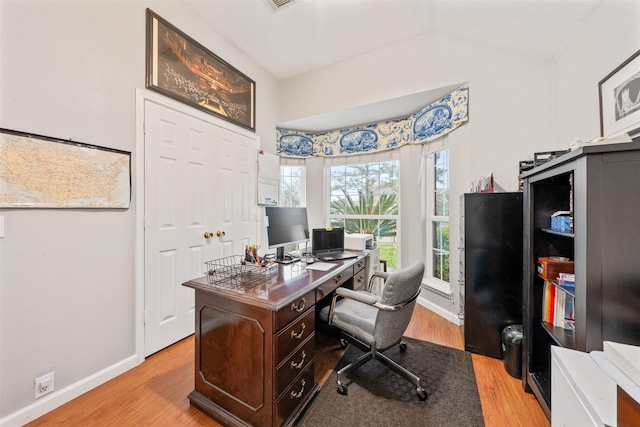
top-left (277, 164), bottom-right (306, 253)
top-left (427, 149), bottom-right (450, 285)
top-left (280, 165), bottom-right (305, 207)
top-left (328, 160), bottom-right (399, 268)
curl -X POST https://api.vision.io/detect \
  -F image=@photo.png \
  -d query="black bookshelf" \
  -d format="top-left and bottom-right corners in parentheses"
top-left (520, 142), bottom-right (640, 419)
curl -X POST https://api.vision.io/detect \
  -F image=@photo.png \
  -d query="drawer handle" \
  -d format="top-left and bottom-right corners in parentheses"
top-left (291, 351), bottom-right (307, 369)
top-left (333, 274), bottom-right (343, 284)
top-left (290, 379), bottom-right (306, 399)
top-left (291, 322), bottom-right (306, 339)
top-left (357, 275), bottom-right (365, 283)
top-left (291, 297), bottom-right (306, 313)
top-left (357, 261), bottom-right (365, 268)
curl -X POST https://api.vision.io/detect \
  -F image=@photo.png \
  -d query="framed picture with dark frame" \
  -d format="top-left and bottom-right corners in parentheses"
top-left (146, 9), bottom-right (256, 132)
top-left (0, 128), bottom-right (131, 208)
top-left (599, 48), bottom-right (640, 138)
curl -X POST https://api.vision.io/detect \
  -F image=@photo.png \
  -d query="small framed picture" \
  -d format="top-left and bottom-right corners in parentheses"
top-left (146, 9), bottom-right (256, 132)
top-left (599, 49), bottom-right (640, 138)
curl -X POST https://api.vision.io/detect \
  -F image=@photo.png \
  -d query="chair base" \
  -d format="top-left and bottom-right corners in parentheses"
top-left (335, 333), bottom-right (428, 401)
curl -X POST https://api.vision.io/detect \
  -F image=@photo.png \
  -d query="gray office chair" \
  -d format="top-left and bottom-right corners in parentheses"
top-left (323, 260), bottom-right (427, 400)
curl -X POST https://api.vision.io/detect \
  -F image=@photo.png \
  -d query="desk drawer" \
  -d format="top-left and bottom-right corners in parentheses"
top-left (354, 257), bottom-right (366, 274)
top-left (353, 267), bottom-right (367, 291)
top-left (275, 308), bottom-right (315, 365)
top-left (274, 333), bottom-right (315, 398)
top-left (275, 362), bottom-right (315, 427)
top-left (316, 266), bottom-right (354, 300)
top-left (276, 290), bottom-right (315, 331)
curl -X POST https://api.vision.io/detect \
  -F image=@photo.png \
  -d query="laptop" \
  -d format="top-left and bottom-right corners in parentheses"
top-left (312, 228), bottom-right (360, 261)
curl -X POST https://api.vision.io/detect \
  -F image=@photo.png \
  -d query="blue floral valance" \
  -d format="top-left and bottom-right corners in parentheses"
top-left (276, 85), bottom-right (469, 158)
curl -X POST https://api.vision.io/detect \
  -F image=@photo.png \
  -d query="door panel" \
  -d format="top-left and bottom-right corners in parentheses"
top-left (144, 100), bottom-right (258, 356)
top-left (216, 130), bottom-right (258, 256)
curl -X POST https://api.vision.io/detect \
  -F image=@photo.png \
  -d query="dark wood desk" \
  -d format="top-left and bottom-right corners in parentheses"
top-left (182, 255), bottom-right (367, 427)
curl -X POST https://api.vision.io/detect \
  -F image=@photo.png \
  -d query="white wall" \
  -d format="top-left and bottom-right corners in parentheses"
top-left (281, 31), bottom-right (554, 190)
top-left (281, 32), bottom-right (553, 318)
top-left (278, 0), bottom-right (640, 320)
top-left (0, 1), bottom-right (280, 424)
top-left (552, 0), bottom-right (640, 143)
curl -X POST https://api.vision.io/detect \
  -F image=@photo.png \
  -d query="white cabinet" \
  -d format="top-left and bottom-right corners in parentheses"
top-left (551, 346), bottom-right (616, 427)
top-left (362, 246), bottom-right (381, 281)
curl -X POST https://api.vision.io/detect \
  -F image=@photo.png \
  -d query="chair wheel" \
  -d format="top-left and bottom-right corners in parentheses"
top-left (399, 342), bottom-right (407, 352)
top-left (416, 386), bottom-right (428, 401)
top-left (337, 381), bottom-right (348, 395)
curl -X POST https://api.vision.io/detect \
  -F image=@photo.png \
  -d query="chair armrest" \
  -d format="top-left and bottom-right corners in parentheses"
top-left (326, 287), bottom-right (379, 326)
top-left (371, 271), bottom-right (390, 281)
top-left (366, 270), bottom-right (390, 293)
top-left (335, 287), bottom-right (379, 305)
top-left (372, 288), bottom-right (421, 312)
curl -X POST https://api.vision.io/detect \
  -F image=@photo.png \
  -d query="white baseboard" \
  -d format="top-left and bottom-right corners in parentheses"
top-left (0, 355), bottom-right (139, 427)
top-left (417, 295), bottom-right (464, 326)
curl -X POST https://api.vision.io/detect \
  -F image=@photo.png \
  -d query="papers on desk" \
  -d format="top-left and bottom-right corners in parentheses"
top-left (304, 262), bottom-right (335, 271)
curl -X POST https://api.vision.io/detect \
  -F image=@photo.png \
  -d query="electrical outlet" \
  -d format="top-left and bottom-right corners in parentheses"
top-left (35, 372), bottom-right (54, 399)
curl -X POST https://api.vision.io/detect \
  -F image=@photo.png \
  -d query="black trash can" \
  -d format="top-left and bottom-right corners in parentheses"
top-left (502, 324), bottom-right (523, 379)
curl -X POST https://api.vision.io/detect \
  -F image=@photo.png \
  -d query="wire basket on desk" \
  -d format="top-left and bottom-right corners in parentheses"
top-left (204, 255), bottom-right (277, 292)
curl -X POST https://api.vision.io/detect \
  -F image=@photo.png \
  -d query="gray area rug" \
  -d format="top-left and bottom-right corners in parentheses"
top-left (296, 337), bottom-right (485, 426)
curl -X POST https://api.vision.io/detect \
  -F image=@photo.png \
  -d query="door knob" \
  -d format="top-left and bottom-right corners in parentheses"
top-left (204, 231), bottom-right (213, 238)
top-left (216, 230), bottom-right (225, 237)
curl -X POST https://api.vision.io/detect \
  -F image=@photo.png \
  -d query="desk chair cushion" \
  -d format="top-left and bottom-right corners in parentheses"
top-left (318, 289), bottom-right (375, 324)
top-left (329, 291), bottom-right (378, 344)
top-left (329, 260), bottom-right (424, 351)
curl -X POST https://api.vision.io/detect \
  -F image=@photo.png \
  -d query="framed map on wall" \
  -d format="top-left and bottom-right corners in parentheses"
top-left (0, 128), bottom-right (131, 208)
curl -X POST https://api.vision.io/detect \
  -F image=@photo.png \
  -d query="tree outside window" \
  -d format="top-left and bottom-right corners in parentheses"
top-left (280, 165), bottom-right (304, 207)
top-left (431, 149), bottom-right (449, 282)
top-left (329, 161), bottom-right (399, 267)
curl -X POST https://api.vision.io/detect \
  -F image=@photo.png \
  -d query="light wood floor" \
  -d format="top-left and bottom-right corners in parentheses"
top-left (26, 304), bottom-right (549, 426)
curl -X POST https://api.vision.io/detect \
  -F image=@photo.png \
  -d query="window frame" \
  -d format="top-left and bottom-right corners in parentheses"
top-left (279, 163), bottom-right (306, 208)
top-left (324, 151), bottom-right (401, 268)
top-left (424, 147), bottom-right (451, 293)
top-left (275, 161), bottom-right (307, 254)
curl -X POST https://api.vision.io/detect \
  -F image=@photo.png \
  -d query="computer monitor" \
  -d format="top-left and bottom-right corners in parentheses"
top-left (265, 207), bottom-right (309, 263)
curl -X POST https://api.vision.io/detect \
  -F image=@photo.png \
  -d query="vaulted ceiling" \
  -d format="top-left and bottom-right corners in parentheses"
top-left (185, 0), bottom-right (602, 131)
